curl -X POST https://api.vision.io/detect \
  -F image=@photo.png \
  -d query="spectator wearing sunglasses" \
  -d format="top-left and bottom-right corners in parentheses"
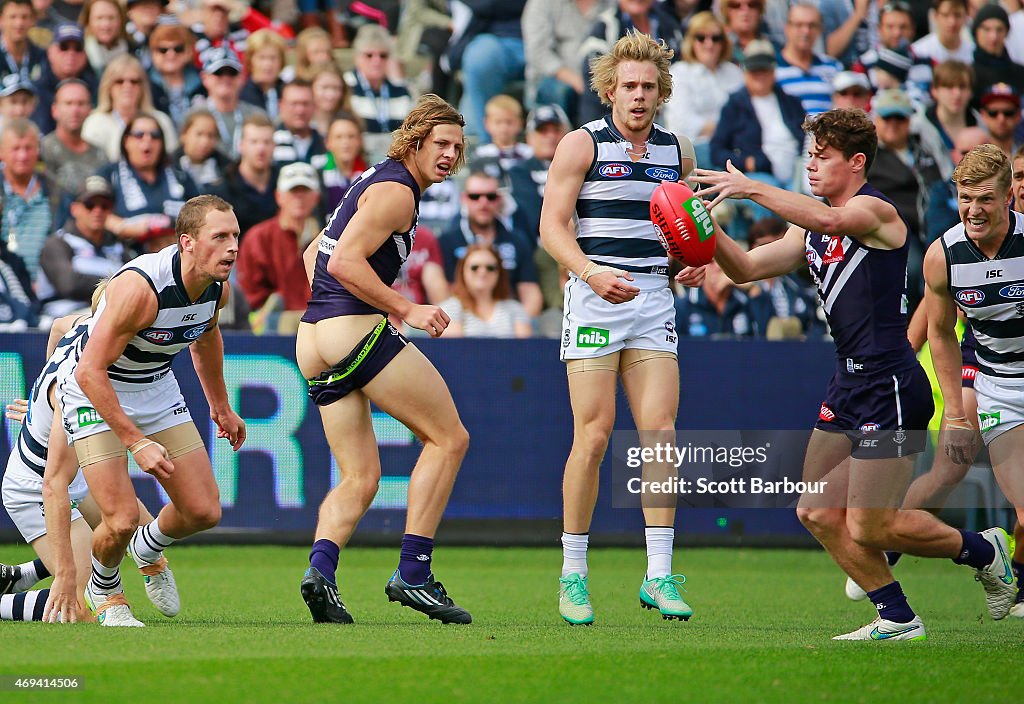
top-left (438, 170), bottom-right (542, 318)
top-left (32, 24), bottom-right (99, 134)
top-left (440, 243), bottom-right (532, 339)
top-left (978, 82), bottom-right (1022, 158)
top-left (37, 175), bottom-right (128, 318)
top-left (82, 54), bottom-right (177, 161)
top-left (97, 112), bottom-right (199, 244)
top-left (344, 24), bottom-right (412, 163)
top-left (721, 0), bottom-right (769, 63)
top-left (664, 11), bottom-right (743, 168)
top-left (147, 20), bottom-right (202, 129)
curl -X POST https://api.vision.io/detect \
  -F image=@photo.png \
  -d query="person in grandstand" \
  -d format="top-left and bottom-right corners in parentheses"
top-left (924, 143), bottom-right (1024, 620)
top-left (539, 30), bottom-right (693, 626)
top-left (0, 281), bottom-right (178, 623)
top-left (296, 94), bottom-right (471, 626)
top-left (52, 195), bottom-right (246, 627)
top-left (690, 108), bottom-right (1015, 641)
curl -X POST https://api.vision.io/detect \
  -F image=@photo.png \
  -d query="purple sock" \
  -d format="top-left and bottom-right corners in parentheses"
top-left (398, 534), bottom-right (434, 585)
top-left (952, 529), bottom-right (995, 569)
top-left (309, 539), bottom-right (340, 584)
top-left (866, 581), bottom-right (915, 623)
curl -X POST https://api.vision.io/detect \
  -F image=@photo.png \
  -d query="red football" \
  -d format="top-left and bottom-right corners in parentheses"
top-left (649, 181), bottom-right (716, 266)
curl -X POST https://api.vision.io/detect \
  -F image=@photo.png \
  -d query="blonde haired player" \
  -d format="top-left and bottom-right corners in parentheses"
top-left (540, 30), bottom-right (694, 625)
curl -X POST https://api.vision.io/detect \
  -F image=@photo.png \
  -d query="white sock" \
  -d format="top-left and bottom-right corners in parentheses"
top-left (645, 527), bottom-right (674, 579)
top-left (130, 518), bottom-right (176, 566)
top-left (12, 559), bottom-right (47, 591)
top-left (90, 555), bottom-right (122, 596)
top-left (561, 533), bottom-right (589, 578)
top-left (0, 589), bottom-right (48, 621)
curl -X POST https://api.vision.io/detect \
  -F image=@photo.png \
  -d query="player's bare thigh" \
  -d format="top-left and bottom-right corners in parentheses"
top-left (296, 315), bottom-right (384, 379)
top-left (798, 429), bottom-right (853, 510)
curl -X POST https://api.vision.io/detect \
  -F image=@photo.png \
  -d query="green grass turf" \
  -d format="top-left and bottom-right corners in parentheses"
top-left (1, 545), bottom-right (1021, 703)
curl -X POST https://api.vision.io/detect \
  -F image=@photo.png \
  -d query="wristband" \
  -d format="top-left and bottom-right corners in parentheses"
top-left (128, 438), bottom-right (155, 455)
top-left (579, 262), bottom-right (595, 282)
top-left (581, 264), bottom-right (617, 283)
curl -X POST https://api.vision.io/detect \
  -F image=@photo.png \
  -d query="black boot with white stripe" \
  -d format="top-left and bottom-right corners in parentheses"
top-left (301, 567), bottom-right (354, 624)
top-left (385, 570), bottom-right (472, 624)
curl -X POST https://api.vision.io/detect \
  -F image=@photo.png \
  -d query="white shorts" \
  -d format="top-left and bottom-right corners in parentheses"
top-left (2, 453), bottom-right (89, 544)
top-left (560, 274), bottom-right (678, 361)
top-left (974, 373), bottom-right (1024, 445)
top-left (58, 372), bottom-right (193, 444)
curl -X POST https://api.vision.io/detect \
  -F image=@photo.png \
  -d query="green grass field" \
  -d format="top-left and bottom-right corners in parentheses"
top-left (2, 545), bottom-right (1020, 703)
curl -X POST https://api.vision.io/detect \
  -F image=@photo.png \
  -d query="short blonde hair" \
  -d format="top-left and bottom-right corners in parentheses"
top-left (590, 30), bottom-right (674, 108)
top-left (485, 94), bottom-right (522, 119)
top-left (245, 28), bottom-right (287, 74)
top-left (387, 93), bottom-right (466, 174)
top-left (953, 144), bottom-right (1012, 193)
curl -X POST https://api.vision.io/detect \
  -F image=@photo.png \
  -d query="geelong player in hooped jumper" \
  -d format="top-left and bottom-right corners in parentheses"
top-left (55, 195), bottom-right (247, 627)
top-left (541, 31), bottom-right (694, 626)
top-left (691, 109), bottom-right (1015, 641)
top-left (926, 143), bottom-right (1024, 612)
top-left (297, 94), bottom-right (472, 625)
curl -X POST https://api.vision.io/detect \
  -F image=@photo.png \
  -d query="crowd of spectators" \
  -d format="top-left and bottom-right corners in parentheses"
top-left (1, 0), bottom-right (1024, 340)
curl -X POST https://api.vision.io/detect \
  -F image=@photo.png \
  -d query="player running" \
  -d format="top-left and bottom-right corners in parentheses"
top-left (53, 195), bottom-right (246, 627)
top-left (691, 109), bottom-right (1014, 641)
top-left (540, 30), bottom-right (694, 626)
top-left (296, 94), bottom-right (471, 625)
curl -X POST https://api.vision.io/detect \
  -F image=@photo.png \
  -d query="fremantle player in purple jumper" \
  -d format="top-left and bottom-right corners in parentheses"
top-left (296, 94), bottom-right (472, 625)
top-left (689, 108), bottom-right (1015, 641)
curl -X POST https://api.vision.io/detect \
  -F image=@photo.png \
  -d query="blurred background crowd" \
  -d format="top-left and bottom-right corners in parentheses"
top-left (0, 0), bottom-right (1023, 340)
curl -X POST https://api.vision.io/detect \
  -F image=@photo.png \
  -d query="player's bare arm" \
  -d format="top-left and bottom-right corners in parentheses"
top-left (40, 402), bottom-right (84, 623)
top-left (325, 181), bottom-right (450, 336)
top-left (923, 239), bottom-right (978, 464)
top-left (713, 220), bottom-right (808, 284)
top-left (44, 314), bottom-right (82, 358)
top-left (73, 271), bottom-right (172, 478)
top-left (540, 129), bottom-right (639, 304)
top-left (691, 161), bottom-right (904, 248)
top-left (303, 231), bottom-right (323, 285)
top-left (190, 283), bottom-right (245, 451)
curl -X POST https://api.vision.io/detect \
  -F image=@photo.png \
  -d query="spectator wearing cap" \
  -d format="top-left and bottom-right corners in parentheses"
top-left (925, 126), bottom-right (993, 243)
top-left (665, 11), bottom-right (744, 169)
top-left (0, 73), bottom-right (35, 130)
top-left (191, 0), bottom-right (289, 73)
top-left (775, 3), bottom-right (841, 116)
top-left (576, 0), bottom-right (683, 126)
top-left (0, 118), bottom-right (59, 280)
top-left (506, 103), bottom-right (570, 322)
top-left (911, 0), bottom-right (973, 65)
top-left (36, 174), bottom-right (127, 317)
top-left (81, 54), bottom-right (177, 161)
top-left (344, 24), bottom-right (412, 160)
top-left (239, 28), bottom-right (286, 122)
top-left (32, 24), bottom-right (98, 134)
top-left (868, 87), bottom-right (945, 307)
top-left (236, 162), bottom-right (319, 334)
top-left (40, 78), bottom-right (108, 218)
top-left (97, 112), bottom-right (199, 244)
top-left (711, 40), bottom-right (804, 192)
top-left (272, 79), bottom-right (326, 168)
top-left (0, 0), bottom-right (47, 85)
top-left (212, 111), bottom-right (279, 236)
top-left (852, 2), bottom-right (932, 100)
top-left (924, 59), bottom-right (976, 151)
top-left (196, 45), bottom-right (264, 159)
top-left (125, 0), bottom-right (166, 64)
top-left (971, 4), bottom-right (1024, 109)
top-left (978, 82), bottom-right (1022, 157)
top-left (79, 0), bottom-right (129, 75)
top-left (148, 20), bottom-right (202, 129)
top-left (831, 71), bottom-right (872, 111)
top-left (521, 0), bottom-right (613, 125)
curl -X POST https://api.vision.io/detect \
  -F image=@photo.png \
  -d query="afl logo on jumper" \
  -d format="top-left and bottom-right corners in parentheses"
top-left (645, 167), bottom-right (679, 181)
top-left (821, 236), bottom-right (845, 265)
top-left (956, 289), bottom-right (985, 306)
top-left (143, 329), bottom-right (174, 344)
top-left (600, 163), bottom-right (632, 178)
top-left (184, 324), bottom-right (208, 340)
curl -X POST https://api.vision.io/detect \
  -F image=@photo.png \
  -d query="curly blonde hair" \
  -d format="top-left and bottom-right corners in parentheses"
top-left (589, 30), bottom-right (674, 108)
top-left (387, 94), bottom-right (466, 173)
top-left (953, 144), bottom-right (1012, 193)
